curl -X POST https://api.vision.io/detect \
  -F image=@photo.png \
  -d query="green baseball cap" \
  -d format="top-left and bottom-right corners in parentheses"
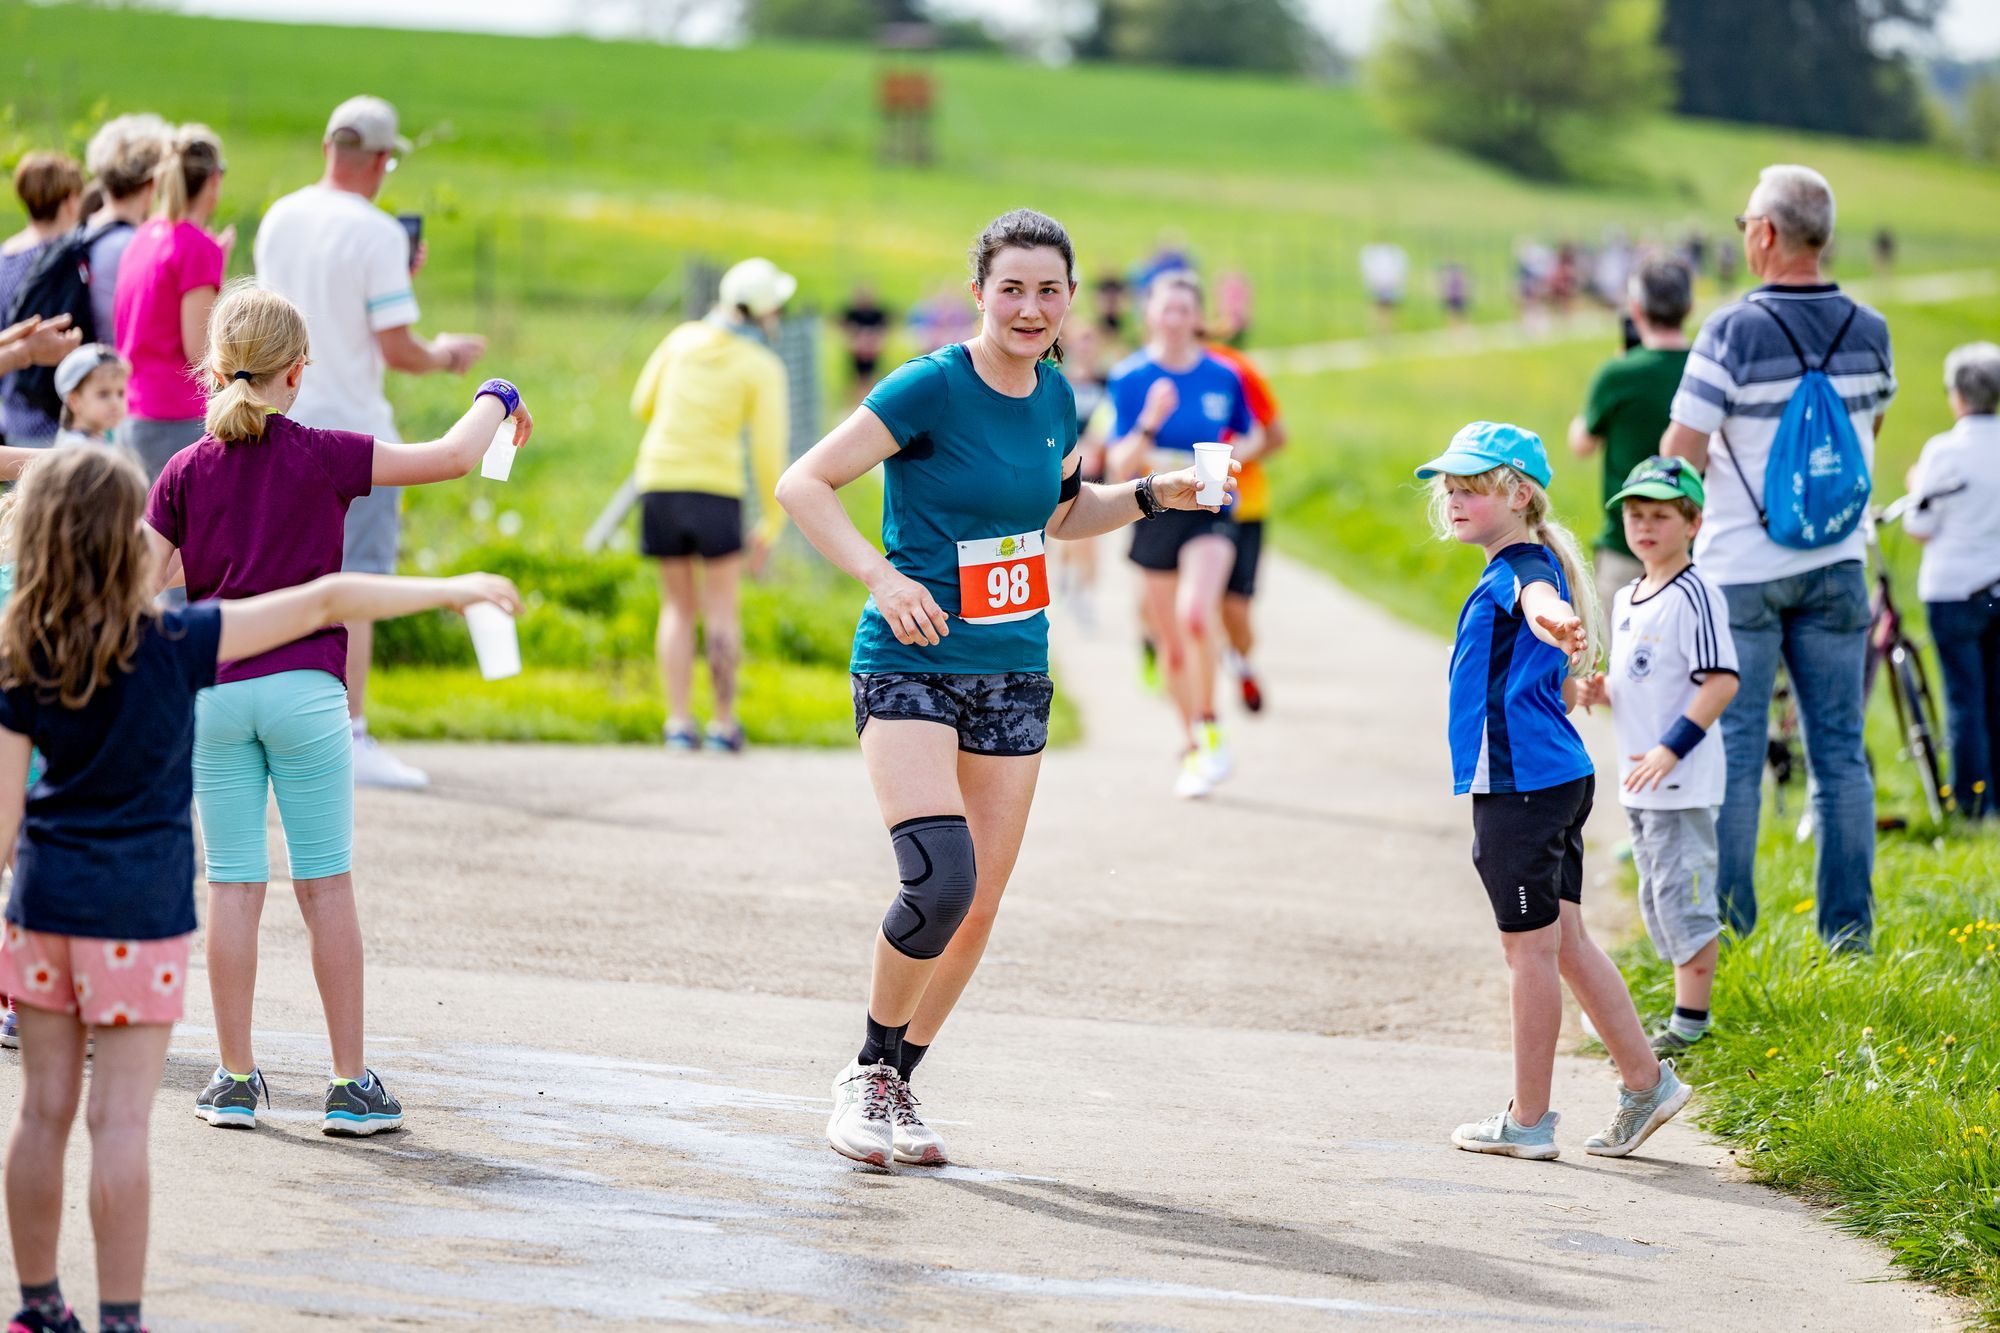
top-left (1606, 455), bottom-right (1705, 509)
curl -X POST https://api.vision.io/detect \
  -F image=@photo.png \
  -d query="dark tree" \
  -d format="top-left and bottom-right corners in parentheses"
top-left (1661, 0), bottom-right (1944, 141)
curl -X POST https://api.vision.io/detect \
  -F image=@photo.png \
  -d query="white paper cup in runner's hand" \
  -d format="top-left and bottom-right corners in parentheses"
top-left (463, 602), bottom-right (522, 681)
top-left (479, 423), bottom-right (516, 482)
top-left (1192, 442), bottom-right (1233, 506)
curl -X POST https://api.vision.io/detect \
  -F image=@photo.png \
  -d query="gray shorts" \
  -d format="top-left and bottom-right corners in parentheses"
top-left (342, 485), bottom-right (403, 574)
top-left (1625, 805), bottom-right (1721, 965)
top-left (118, 415), bottom-right (205, 482)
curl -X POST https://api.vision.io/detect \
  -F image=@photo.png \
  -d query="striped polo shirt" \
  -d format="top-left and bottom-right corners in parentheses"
top-left (1669, 284), bottom-right (1896, 585)
top-left (1447, 543), bottom-right (1595, 796)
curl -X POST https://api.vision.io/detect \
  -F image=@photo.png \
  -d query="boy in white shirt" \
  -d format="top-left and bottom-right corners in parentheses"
top-left (1580, 457), bottom-right (1740, 1054)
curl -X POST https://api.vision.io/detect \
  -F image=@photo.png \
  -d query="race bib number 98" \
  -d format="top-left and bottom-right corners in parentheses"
top-left (956, 530), bottom-right (1049, 625)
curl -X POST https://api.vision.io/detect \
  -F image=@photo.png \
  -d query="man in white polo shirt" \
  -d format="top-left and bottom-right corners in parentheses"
top-left (255, 95), bottom-right (486, 789)
top-left (1661, 164), bottom-right (1896, 952)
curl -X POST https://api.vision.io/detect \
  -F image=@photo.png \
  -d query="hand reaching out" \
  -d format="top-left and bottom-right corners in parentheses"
top-left (1535, 613), bottom-right (1589, 667)
top-left (1575, 672), bottom-right (1609, 713)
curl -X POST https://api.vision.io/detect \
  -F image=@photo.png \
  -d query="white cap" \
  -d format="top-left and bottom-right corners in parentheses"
top-left (325, 96), bottom-right (412, 154)
top-left (718, 258), bottom-right (797, 318)
top-left (54, 344), bottom-right (123, 399)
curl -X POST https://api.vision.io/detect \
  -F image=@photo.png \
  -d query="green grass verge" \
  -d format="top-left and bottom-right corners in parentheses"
top-left (1615, 820), bottom-right (2000, 1324)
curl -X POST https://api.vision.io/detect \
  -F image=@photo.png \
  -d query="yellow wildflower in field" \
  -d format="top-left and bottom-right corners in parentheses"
top-left (1766, 1046), bottom-right (1781, 1058)
top-left (1945, 1034), bottom-right (1958, 1047)
top-left (1793, 899), bottom-right (1814, 915)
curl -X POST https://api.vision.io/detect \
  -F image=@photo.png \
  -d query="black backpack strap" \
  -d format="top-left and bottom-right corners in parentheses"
top-left (1816, 303), bottom-right (1862, 371)
top-left (1747, 298), bottom-right (1809, 373)
top-left (1715, 426), bottom-right (1766, 527)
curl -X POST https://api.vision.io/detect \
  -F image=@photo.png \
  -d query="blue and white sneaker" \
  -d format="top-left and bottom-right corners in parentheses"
top-left (323, 1069), bottom-right (404, 1137)
top-left (1585, 1058), bottom-right (1692, 1157)
top-left (1, 1005), bottom-right (18, 1049)
top-left (195, 1066), bottom-right (270, 1128)
top-left (1451, 1103), bottom-right (1560, 1160)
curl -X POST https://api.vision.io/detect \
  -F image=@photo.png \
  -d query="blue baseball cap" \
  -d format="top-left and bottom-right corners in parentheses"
top-left (1415, 421), bottom-right (1553, 489)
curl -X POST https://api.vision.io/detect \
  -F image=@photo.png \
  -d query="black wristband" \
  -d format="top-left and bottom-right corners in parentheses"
top-left (1134, 474), bottom-right (1161, 518)
top-left (1661, 714), bottom-right (1707, 760)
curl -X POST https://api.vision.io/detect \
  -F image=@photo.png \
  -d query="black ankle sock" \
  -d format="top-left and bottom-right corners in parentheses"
top-left (99, 1301), bottom-right (141, 1333)
top-left (895, 1041), bottom-right (929, 1083)
top-left (20, 1280), bottom-right (64, 1320)
top-left (1673, 1005), bottom-right (1710, 1023)
top-left (858, 1013), bottom-right (906, 1070)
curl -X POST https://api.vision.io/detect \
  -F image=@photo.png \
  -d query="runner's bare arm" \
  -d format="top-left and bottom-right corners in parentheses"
top-left (372, 394), bottom-right (531, 487)
top-left (777, 407), bottom-right (951, 647)
top-left (1567, 415), bottom-right (1601, 457)
top-left (215, 572), bottom-right (520, 665)
top-left (1660, 422), bottom-right (1710, 471)
top-left (1048, 458), bottom-right (1239, 541)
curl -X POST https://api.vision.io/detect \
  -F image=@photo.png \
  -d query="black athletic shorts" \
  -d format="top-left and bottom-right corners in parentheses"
top-left (1470, 774), bottom-right (1594, 933)
top-left (1128, 507), bottom-right (1235, 572)
top-left (640, 491), bottom-right (743, 560)
top-left (852, 672), bottom-right (1054, 756)
top-left (1227, 519), bottom-right (1264, 599)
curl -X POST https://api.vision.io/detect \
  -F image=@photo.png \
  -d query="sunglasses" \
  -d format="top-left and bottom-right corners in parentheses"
top-left (1734, 213), bottom-right (1768, 234)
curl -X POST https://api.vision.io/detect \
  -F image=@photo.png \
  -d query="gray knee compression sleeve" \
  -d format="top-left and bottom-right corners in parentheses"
top-left (882, 815), bottom-right (977, 960)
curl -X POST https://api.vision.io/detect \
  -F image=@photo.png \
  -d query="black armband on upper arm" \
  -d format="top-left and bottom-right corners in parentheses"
top-left (1058, 466), bottom-right (1081, 503)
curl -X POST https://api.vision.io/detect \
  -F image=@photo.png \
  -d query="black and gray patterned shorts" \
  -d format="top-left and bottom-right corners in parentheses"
top-left (851, 672), bottom-right (1055, 756)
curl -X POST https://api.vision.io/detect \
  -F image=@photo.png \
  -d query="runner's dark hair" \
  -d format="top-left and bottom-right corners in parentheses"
top-left (970, 208), bottom-right (1075, 365)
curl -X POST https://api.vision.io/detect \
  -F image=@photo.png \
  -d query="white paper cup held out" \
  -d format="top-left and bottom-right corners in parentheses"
top-left (1192, 442), bottom-right (1233, 506)
top-left (480, 423), bottom-right (517, 482)
top-left (463, 601), bottom-right (522, 681)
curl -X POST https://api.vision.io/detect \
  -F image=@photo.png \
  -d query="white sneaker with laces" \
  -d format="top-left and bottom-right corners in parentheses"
top-left (352, 733), bottom-right (429, 790)
top-left (1173, 748), bottom-right (1213, 799)
top-left (890, 1078), bottom-right (948, 1166)
top-left (827, 1060), bottom-right (897, 1167)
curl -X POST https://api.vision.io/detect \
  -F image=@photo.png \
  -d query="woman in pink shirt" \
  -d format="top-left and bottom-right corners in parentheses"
top-left (113, 124), bottom-right (234, 480)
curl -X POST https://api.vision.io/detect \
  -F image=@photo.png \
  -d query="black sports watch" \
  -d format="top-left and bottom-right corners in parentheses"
top-left (1134, 474), bottom-right (1163, 519)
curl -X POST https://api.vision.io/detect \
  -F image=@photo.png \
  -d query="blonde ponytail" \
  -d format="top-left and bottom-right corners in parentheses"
top-left (202, 280), bottom-right (310, 443)
top-left (153, 123), bottom-right (223, 224)
top-left (1427, 467), bottom-right (1602, 676)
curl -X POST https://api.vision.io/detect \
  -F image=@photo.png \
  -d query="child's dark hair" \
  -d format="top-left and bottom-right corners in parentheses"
top-left (969, 208), bottom-right (1075, 364)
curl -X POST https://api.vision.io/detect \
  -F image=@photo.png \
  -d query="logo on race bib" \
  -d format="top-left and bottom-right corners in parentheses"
top-left (956, 530), bottom-right (1050, 625)
top-left (999, 535), bottom-right (1019, 558)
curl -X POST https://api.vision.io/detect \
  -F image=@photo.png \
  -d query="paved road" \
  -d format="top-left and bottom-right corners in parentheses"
top-left (0, 555), bottom-right (1964, 1329)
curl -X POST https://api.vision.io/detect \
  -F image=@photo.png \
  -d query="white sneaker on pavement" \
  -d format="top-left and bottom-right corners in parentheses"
top-left (827, 1060), bottom-right (897, 1167)
top-left (890, 1078), bottom-right (948, 1166)
top-left (1195, 720), bottom-right (1233, 786)
top-left (352, 733), bottom-right (429, 790)
top-left (1173, 748), bottom-right (1213, 799)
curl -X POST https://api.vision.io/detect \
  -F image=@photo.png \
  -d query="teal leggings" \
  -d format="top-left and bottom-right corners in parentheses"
top-left (193, 670), bottom-right (353, 883)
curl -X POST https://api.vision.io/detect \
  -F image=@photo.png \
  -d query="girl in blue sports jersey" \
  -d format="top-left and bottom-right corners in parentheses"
top-left (1418, 421), bottom-right (1691, 1163)
top-left (778, 209), bottom-right (1230, 1169)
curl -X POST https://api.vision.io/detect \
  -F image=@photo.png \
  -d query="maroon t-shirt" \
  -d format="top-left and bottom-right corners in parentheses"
top-left (145, 413), bottom-right (375, 685)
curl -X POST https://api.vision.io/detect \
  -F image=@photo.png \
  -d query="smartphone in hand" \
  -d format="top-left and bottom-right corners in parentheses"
top-left (397, 213), bottom-right (423, 272)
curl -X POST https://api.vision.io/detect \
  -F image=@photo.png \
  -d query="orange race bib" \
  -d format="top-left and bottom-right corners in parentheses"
top-left (955, 531), bottom-right (1049, 625)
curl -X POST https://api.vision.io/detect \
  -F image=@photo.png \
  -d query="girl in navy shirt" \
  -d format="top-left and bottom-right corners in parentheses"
top-left (0, 447), bottom-right (520, 1333)
top-left (1417, 421), bottom-right (1690, 1163)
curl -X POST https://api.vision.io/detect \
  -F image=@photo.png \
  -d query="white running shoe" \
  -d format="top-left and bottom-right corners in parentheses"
top-left (827, 1060), bottom-right (897, 1167)
top-left (890, 1079), bottom-right (948, 1166)
top-left (1173, 748), bottom-right (1213, 799)
top-left (1195, 721), bottom-right (1233, 786)
top-left (352, 733), bottom-right (429, 790)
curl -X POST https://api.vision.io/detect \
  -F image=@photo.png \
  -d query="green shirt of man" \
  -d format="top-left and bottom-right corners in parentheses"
top-left (1569, 256), bottom-right (1696, 562)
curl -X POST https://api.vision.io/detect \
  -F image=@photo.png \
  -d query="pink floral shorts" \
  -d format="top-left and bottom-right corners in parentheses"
top-left (0, 925), bottom-right (192, 1026)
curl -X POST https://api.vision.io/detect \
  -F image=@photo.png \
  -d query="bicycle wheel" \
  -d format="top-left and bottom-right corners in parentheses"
top-left (1891, 642), bottom-right (1948, 823)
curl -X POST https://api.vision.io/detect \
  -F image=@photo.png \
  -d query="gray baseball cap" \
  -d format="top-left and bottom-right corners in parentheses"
top-left (325, 96), bottom-right (412, 154)
top-left (54, 343), bottom-right (123, 399)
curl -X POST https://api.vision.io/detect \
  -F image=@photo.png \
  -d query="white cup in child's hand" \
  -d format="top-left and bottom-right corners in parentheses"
top-left (463, 601), bottom-right (522, 680)
top-left (480, 423), bottom-right (516, 482)
top-left (1192, 442), bottom-right (1233, 506)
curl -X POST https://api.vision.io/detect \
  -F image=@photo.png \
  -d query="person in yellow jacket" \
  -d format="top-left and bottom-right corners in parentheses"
top-left (631, 257), bottom-right (793, 753)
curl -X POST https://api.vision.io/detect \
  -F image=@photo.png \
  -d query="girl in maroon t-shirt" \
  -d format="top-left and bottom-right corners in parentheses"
top-left (142, 283), bottom-right (531, 1137)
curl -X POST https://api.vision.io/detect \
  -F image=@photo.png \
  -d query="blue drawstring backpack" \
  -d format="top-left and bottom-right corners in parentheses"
top-left (1717, 301), bottom-right (1873, 550)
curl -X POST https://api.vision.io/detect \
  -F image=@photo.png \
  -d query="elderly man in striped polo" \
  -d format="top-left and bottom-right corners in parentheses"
top-left (1661, 164), bottom-right (1897, 952)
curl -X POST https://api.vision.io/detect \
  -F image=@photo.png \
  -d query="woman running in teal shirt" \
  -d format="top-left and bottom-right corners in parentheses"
top-left (779, 209), bottom-right (1228, 1168)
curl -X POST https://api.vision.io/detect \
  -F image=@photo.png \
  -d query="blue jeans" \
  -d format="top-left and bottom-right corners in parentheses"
top-left (1926, 591), bottom-right (2000, 819)
top-left (1717, 562), bottom-right (1874, 947)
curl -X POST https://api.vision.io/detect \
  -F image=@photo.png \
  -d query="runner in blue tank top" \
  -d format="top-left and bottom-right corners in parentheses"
top-left (778, 209), bottom-right (1232, 1169)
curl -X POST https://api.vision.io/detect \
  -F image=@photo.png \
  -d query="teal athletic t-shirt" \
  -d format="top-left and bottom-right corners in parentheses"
top-left (851, 344), bottom-right (1080, 676)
